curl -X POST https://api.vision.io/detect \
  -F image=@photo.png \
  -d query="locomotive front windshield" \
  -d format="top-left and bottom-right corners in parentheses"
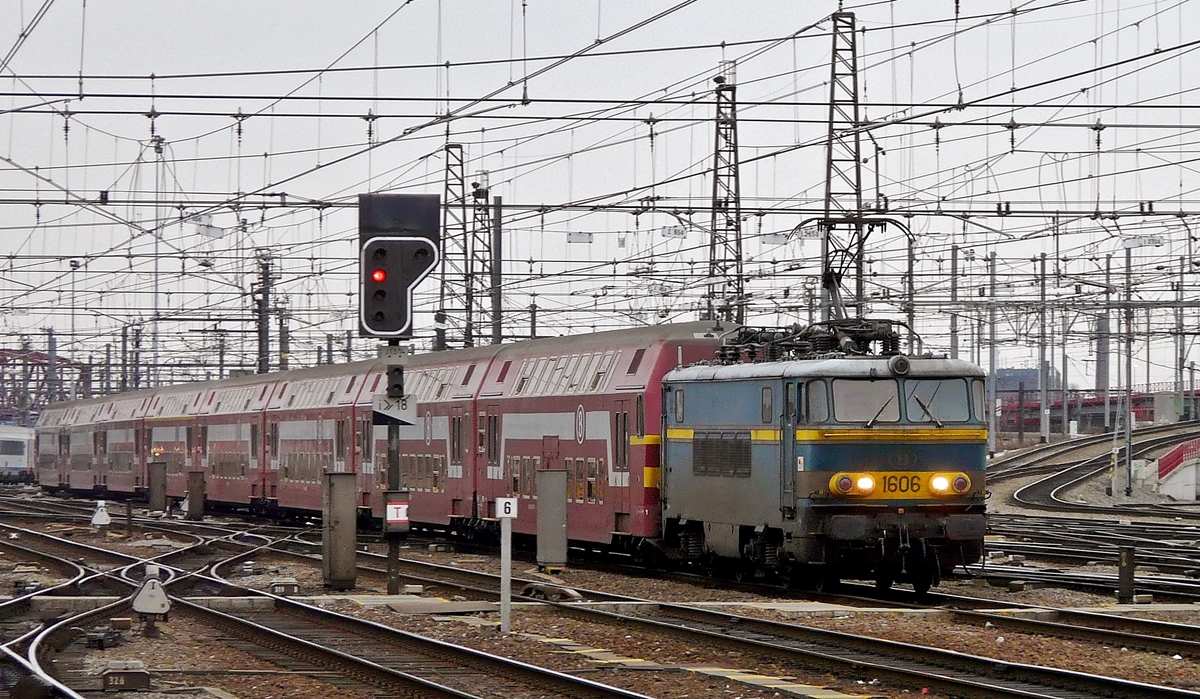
top-left (826, 377), bottom-right (981, 424)
top-left (903, 379), bottom-right (970, 423)
top-left (831, 380), bottom-right (900, 423)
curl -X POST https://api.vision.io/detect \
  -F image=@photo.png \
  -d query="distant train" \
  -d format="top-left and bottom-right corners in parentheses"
top-left (34, 319), bottom-right (986, 591)
top-left (0, 425), bottom-right (35, 482)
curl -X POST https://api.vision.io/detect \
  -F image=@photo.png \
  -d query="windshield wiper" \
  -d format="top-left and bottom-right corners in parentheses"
top-left (912, 394), bottom-right (943, 427)
top-left (865, 396), bottom-right (895, 428)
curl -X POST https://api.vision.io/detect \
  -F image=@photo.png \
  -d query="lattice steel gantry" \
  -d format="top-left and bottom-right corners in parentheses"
top-left (820, 11), bottom-right (866, 320)
top-left (707, 60), bottom-right (745, 324)
top-left (437, 143), bottom-right (469, 350)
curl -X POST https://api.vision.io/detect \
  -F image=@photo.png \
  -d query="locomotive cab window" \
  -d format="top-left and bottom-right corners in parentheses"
top-left (803, 381), bottom-right (830, 423)
top-left (673, 389), bottom-right (684, 423)
top-left (971, 379), bottom-right (986, 421)
top-left (761, 387), bottom-right (773, 424)
top-left (903, 379), bottom-right (971, 423)
top-left (831, 379), bottom-right (898, 423)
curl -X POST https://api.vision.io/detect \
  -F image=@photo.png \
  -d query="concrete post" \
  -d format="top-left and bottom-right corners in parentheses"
top-left (1117, 546), bottom-right (1135, 604)
top-left (147, 461), bottom-right (167, 513)
top-left (536, 470), bottom-right (568, 573)
top-left (322, 472), bottom-right (357, 590)
top-left (186, 471), bottom-right (205, 521)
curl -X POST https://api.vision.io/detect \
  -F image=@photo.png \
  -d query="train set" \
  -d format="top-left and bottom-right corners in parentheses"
top-left (33, 318), bottom-right (986, 591)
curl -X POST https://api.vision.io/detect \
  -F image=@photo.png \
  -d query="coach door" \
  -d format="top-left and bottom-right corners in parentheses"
top-left (612, 401), bottom-right (631, 525)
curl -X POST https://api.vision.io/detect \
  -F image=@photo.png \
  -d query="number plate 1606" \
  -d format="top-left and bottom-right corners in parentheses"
top-left (881, 474), bottom-right (922, 494)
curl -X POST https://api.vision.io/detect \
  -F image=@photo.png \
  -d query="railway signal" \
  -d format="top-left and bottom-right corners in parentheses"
top-left (358, 193), bottom-right (441, 339)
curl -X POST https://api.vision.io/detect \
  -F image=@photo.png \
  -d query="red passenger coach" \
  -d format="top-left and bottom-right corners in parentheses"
top-left (35, 322), bottom-right (727, 557)
top-left (265, 364), bottom-right (371, 514)
top-left (201, 374), bottom-right (277, 507)
top-left (378, 345), bottom-right (504, 527)
top-left (463, 323), bottom-right (720, 550)
top-left (102, 396), bottom-right (151, 495)
top-left (142, 386), bottom-right (207, 500)
top-left (36, 403), bottom-right (69, 489)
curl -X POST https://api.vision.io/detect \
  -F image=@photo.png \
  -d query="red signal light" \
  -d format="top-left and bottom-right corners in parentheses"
top-left (371, 269), bottom-right (387, 283)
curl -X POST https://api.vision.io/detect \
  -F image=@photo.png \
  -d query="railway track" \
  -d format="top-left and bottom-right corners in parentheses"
top-left (263, 534), bottom-right (1200, 696)
top-left (989, 421), bottom-right (1200, 484)
top-left (0, 520), bottom-right (654, 699)
top-left (559, 600), bottom-right (1199, 699)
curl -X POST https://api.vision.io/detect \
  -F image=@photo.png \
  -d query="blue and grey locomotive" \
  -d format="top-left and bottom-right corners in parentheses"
top-left (660, 320), bottom-right (987, 592)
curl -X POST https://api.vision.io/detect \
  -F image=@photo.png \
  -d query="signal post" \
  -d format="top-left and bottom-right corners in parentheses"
top-left (356, 193), bottom-right (440, 596)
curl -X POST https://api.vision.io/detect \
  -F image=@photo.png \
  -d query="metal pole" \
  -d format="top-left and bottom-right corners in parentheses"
top-left (327, 334), bottom-right (334, 366)
top-left (1146, 309), bottom-right (1151, 391)
top-left (46, 329), bottom-right (57, 404)
top-left (1104, 254), bottom-right (1112, 428)
top-left (257, 258), bottom-right (270, 375)
top-left (1018, 381), bottom-right (1026, 446)
top-left (1179, 256), bottom-right (1186, 420)
top-left (907, 234), bottom-right (915, 353)
top-left (120, 326), bottom-right (128, 391)
top-left (1125, 247), bottom-right (1134, 496)
top-left (345, 330), bottom-right (353, 363)
top-left (491, 196), bottom-right (503, 345)
top-left (1039, 253), bottom-right (1048, 443)
top-left (1191, 361), bottom-right (1197, 421)
top-left (278, 312), bottom-right (289, 371)
top-left (500, 515), bottom-right (512, 633)
top-left (1062, 313), bottom-right (1069, 436)
top-left (950, 245), bottom-right (959, 359)
top-left (387, 420), bottom-right (401, 595)
top-left (987, 252), bottom-right (997, 456)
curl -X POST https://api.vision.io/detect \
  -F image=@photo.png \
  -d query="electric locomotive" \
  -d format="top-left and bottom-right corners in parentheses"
top-left (660, 319), bottom-right (987, 592)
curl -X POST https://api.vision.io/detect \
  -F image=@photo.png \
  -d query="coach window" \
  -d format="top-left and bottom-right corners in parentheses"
top-left (804, 381), bottom-right (830, 423)
top-left (250, 424), bottom-right (261, 460)
top-left (450, 415), bottom-right (462, 463)
top-left (761, 387), bottom-right (774, 424)
top-left (635, 395), bottom-right (645, 437)
top-left (673, 389), bottom-right (685, 423)
top-left (269, 422), bottom-right (280, 456)
top-left (199, 426), bottom-right (208, 457)
top-left (477, 412), bottom-right (487, 454)
top-left (586, 458), bottom-right (598, 503)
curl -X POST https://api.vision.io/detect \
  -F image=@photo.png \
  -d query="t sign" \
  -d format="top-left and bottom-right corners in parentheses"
top-left (496, 497), bottom-right (518, 519)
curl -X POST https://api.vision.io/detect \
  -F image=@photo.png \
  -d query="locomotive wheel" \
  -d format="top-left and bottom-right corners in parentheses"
top-left (909, 563), bottom-right (935, 595)
top-left (874, 575), bottom-right (894, 591)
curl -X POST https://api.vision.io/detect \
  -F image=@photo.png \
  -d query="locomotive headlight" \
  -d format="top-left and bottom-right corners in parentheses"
top-left (829, 472), bottom-right (875, 496)
top-left (929, 472), bottom-right (971, 496)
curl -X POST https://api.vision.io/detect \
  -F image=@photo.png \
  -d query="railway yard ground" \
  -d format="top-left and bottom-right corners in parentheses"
top-left (9, 428), bottom-right (1200, 699)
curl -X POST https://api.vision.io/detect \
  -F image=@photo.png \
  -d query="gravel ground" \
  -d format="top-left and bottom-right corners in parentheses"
top-left (796, 612), bottom-right (1200, 687)
top-left (330, 601), bottom-right (949, 699)
top-left (77, 611), bottom-right (377, 699)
